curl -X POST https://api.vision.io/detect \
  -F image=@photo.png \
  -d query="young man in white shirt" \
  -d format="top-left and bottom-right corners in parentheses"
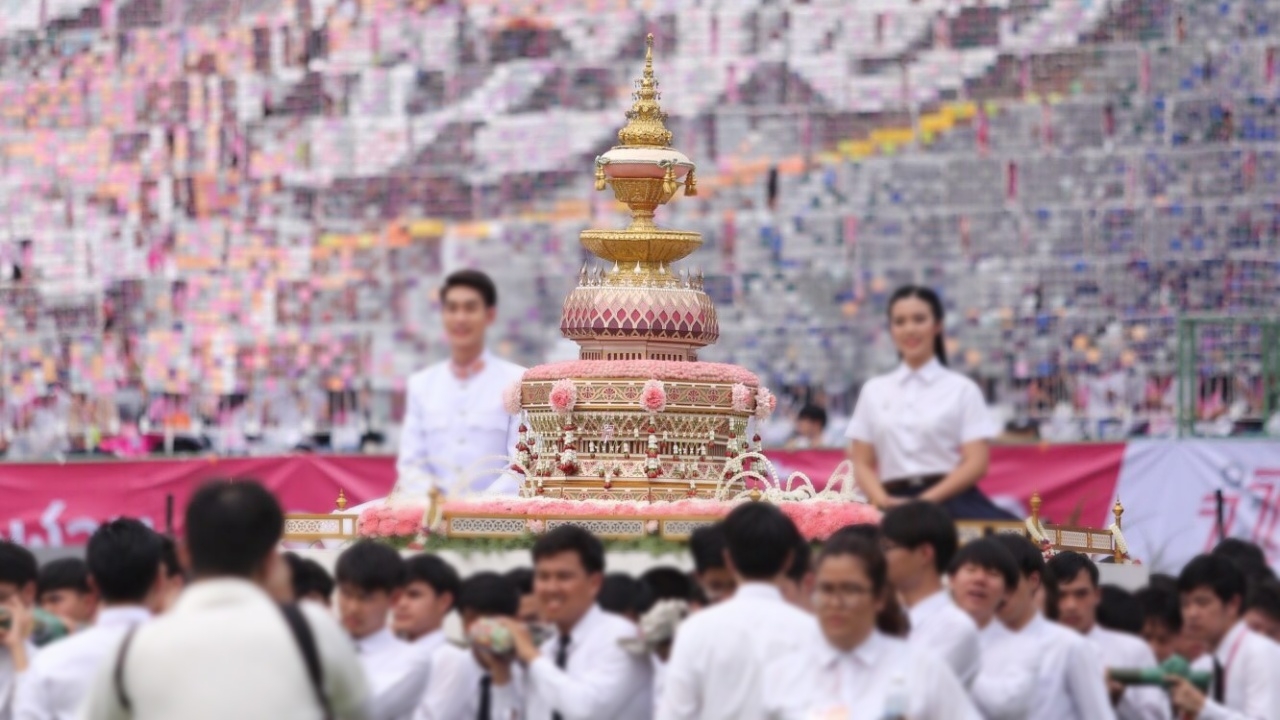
top-left (35, 559), bottom-right (98, 635)
top-left (1169, 554), bottom-right (1280, 720)
top-left (687, 525), bottom-right (735, 606)
top-left (947, 538), bottom-right (1036, 720)
top-left (1242, 578), bottom-right (1280, 642)
top-left (763, 533), bottom-right (980, 720)
top-left (80, 481), bottom-right (369, 720)
top-left (658, 503), bottom-right (820, 720)
top-left (15, 520), bottom-right (164, 720)
top-left (413, 572), bottom-right (521, 720)
top-left (483, 525), bottom-right (651, 720)
top-left (397, 270), bottom-right (526, 496)
top-left (880, 501), bottom-right (980, 687)
top-left (0, 542), bottom-right (39, 720)
top-left (1048, 551), bottom-right (1170, 720)
top-left (393, 554), bottom-right (459, 658)
top-left (335, 541), bottom-right (419, 720)
top-left (989, 534), bottom-right (1116, 720)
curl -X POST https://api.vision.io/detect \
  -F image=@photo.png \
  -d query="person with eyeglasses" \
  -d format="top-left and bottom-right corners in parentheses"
top-left (762, 533), bottom-right (980, 720)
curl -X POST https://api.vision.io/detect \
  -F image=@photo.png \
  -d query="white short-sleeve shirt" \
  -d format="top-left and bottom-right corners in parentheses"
top-left (844, 359), bottom-right (997, 482)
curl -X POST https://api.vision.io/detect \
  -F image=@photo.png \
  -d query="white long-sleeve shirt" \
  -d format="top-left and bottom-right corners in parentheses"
top-left (15, 608), bottom-right (151, 720)
top-left (971, 621), bottom-right (1038, 720)
top-left (412, 644), bottom-right (521, 720)
top-left (79, 578), bottom-right (369, 720)
top-left (1084, 625), bottom-right (1171, 720)
top-left (1191, 620), bottom-right (1280, 720)
top-left (396, 351), bottom-right (525, 496)
top-left (906, 590), bottom-right (981, 688)
top-left (355, 628), bottom-right (425, 720)
top-left (490, 605), bottom-right (650, 720)
top-left (658, 583), bottom-right (820, 720)
top-left (2, 643), bottom-right (38, 720)
top-left (762, 630), bottom-right (981, 720)
top-left (1004, 614), bottom-right (1117, 720)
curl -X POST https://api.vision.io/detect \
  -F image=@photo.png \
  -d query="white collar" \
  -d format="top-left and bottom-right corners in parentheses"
top-left (556, 604), bottom-right (606, 647)
top-left (731, 582), bottom-right (786, 604)
top-left (1214, 620), bottom-right (1250, 664)
top-left (907, 588), bottom-right (950, 624)
top-left (819, 630), bottom-right (889, 669)
top-left (413, 627), bottom-right (445, 649)
top-left (95, 606), bottom-right (152, 629)
top-left (356, 627), bottom-right (401, 654)
top-left (894, 358), bottom-right (944, 385)
top-left (172, 577), bottom-right (272, 613)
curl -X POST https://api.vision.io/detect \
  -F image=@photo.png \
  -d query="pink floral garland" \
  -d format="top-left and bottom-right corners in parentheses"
top-left (731, 383), bottom-right (753, 413)
top-left (502, 381), bottom-right (523, 415)
top-left (443, 498), bottom-right (881, 542)
top-left (640, 379), bottom-right (667, 414)
top-left (754, 387), bottom-right (777, 420)
top-left (548, 378), bottom-right (577, 414)
top-left (523, 360), bottom-right (760, 385)
top-left (358, 505), bottom-right (427, 538)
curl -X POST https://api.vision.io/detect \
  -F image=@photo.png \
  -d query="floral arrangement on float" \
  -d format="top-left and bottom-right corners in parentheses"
top-left (356, 503), bottom-right (431, 550)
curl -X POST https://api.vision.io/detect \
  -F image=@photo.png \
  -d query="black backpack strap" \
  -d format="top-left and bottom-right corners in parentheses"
top-left (279, 603), bottom-right (332, 720)
top-left (113, 626), bottom-right (139, 713)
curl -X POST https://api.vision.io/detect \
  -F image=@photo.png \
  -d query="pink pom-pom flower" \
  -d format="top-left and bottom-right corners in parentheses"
top-left (731, 383), bottom-right (753, 413)
top-left (754, 387), bottom-right (777, 420)
top-left (548, 379), bottom-right (578, 415)
top-left (502, 381), bottom-right (524, 415)
top-left (640, 379), bottom-right (667, 414)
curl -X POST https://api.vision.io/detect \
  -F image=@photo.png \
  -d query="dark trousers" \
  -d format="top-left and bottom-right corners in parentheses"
top-left (886, 480), bottom-right (1018, 521)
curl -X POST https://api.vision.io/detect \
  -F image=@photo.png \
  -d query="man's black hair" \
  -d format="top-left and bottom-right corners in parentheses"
top-left (1135, 586), bottom-right (1182, 632)
top-left (948, 537), bottom-right (1020, 592)
top-left (441, 269), bottom-right (498, 308)
top-left (797, 404), bottom-right (828, 429)
top-left (86, 519), bottom-right (164, 604)
top-left (992, 534), bottom-right (1047, 582)
top-left (880, 501), bottom-right (958, 574)
top-left (335, 540), bottom-right (407, 593)
top-left (159, 536), bottom-right (183, 579)
top-left (1212, 538), bottom-right (1277, 587)
top-left (689, 524), bottom-right (728, 575)
top-left (1245, 578), bottom-right (1280, 622)
top-left (640, 566), bottom-right (693, 602)
top-left (599, 573), bottom-right (652, 617)
top-left (1097, 584), bottom-right (1145, 635)
top-left (722, 503), bottom-right (802, 580)
top-left (1047, 551), bottom-right (1099, 588)
top-left (37, 558), bottom-right (91, 597)
top-left (457, 572), bottom-right (520, 617)
top-left (830, 524), bottom-right (881, 542)
top-left (1177, 554), bottom-right (1247, 609)
top-left (404, 554), bottom-right (461, 602)
top-left (1146, 573), bottom-right (1177, 594)
top-left (786, 536), bottom-right (812, 584)
top-left (184, 480), bottom-right (284, 578)
top-left (299, 558), bottom-right (335, 602)
top-left (0, 541), bottom-right (38, 588)
top-left (532, 525), bottom-right (605, 575)
top-left (505, 567), bottom-right (534, 595)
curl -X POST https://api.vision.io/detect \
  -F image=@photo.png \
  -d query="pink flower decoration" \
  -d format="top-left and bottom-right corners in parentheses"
top-left (731, 383), bottom-right (753, 413)
top-left (754, 387), bottom-right (777, 420)
top-left (502, 381), bottom-right (524, 415)
top-left (377, 518), bottom-right (399, 536)
top-left (645, 520), bottom-right (659, 535)
top-left (527, 519), bottom-right (546, 534)
top-left (640, 379), bottom-right (667, 414)
top-left (548, 379), bottom-right (578, 415)
top-left (525, 360), bottom-right (759, 385)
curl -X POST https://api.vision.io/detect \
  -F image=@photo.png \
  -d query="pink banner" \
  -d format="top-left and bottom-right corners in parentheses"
top-left (0, 446), bottom-right (1129, 547)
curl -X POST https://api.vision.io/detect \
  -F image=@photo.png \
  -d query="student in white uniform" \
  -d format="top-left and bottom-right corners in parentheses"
top-left (34, 559), bottom-right (98, 634)
top-left (14, 520), bottom-right (164, 720)
top-left (397, 270), bottom-right (526, 496)
top-left (688, 525), bottom-right (736, 605)
top-left (413, 572), bottom-right (522, 720)
top-left (1047, 552), bottom-right (1171, 720)
top-left (880, 501), bottom-right (981, 687)
top-left (79, 481), bottom-right (369, 720)
top-left (1169, 554), bottom-right (1280, 720)
top-left (658, 503), bottom-right (820, 720)
top-left (762, 533), bottom-right (981, 720)
top-left (334, 542), bottom-right (418, 720)
top-left (0, 542), bottom-right (38, 720)
top-left (483, 525), bottom-right (651, 720)
top-left (392, 555), bottom-right (459, 663)
top-left (1242, 578), bottom-right (1280, 643)
top-left (845, 285), bottom-right (1014, 519)
top-left (947, 538), bottom-right (1037, 720)
top-left (989, 534), bottom-right (1116, 720)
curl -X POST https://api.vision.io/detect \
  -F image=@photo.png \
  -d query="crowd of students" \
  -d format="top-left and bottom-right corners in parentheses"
top-left (1, 482), bottom-right (1280, 719)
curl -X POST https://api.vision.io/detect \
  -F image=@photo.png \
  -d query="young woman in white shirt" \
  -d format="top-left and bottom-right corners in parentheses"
top-left (845, 285), bottom-right (1015, 519)
top-left (763, 533), bottom-right (981, 720)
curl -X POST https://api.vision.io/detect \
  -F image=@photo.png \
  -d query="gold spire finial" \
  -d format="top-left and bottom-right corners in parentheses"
top-left (617, 34), bottom-right (673, 148)
top-left (1030, 491), bottom-right (1042, 522)
top-left (335, 488), bottom-right (347, 511)
top-left (1113, 498), bottom-right (1124, 529)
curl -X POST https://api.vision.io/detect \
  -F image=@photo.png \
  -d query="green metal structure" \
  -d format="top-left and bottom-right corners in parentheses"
top-left (1177, 315), bottom-right (1280, 437)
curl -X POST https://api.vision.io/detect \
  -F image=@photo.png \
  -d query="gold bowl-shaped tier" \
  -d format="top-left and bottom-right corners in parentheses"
top-left (580, 228), bottom-right (702, 265)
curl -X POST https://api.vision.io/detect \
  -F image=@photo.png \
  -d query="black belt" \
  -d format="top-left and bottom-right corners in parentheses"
top-left (883, 474), bottom-right (945, 495)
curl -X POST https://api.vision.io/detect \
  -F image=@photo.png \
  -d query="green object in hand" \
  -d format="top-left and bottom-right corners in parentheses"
top-left (1108, 655), bottom-right (1212, 692)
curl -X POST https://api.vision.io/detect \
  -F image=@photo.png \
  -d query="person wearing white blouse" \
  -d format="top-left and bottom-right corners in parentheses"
top-left (879, 501), bottom-right (981, 688)
top-left (1170, 555), bottom-right (1280, 720)
top-left (845, 285), bottom-right (1014, 519)
top-left (396, 270), bottom-right (526, 497)
top-left (762, 533), bottom-right (981, 720)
